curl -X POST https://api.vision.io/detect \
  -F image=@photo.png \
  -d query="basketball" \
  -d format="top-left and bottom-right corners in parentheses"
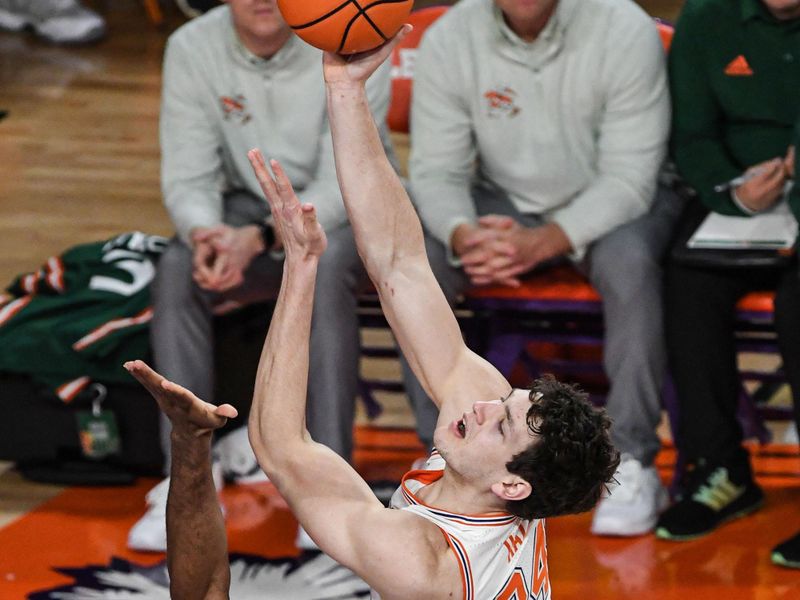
top-left (277, 0), bottom-right (413, 55)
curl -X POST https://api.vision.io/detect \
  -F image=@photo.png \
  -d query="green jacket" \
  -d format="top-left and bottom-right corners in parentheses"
top-left (669, 0), bottom-right (800, 218)
top-left (0, 233), bottom-right (166, 400)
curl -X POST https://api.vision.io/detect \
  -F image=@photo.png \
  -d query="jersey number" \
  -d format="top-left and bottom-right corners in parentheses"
top-left (495, 521), bottom-right (550, 600)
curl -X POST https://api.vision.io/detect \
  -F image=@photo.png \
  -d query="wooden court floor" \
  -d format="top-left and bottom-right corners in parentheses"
top-left (2, 0), bottom-right (800, 598)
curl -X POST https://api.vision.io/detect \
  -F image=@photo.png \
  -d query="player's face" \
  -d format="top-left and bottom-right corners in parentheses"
top-left (493, 0), bottom-right (558, 40)
top-left (762, 0), bottom-right (800, 20)
top-left (435, 389), bottom-right (539, 482)
top-left (226, 0), bottom-right (290, 43)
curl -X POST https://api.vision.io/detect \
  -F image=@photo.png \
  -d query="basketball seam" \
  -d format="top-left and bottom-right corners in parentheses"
top-left (289, 0), bottom-right (354, 30)
top-left (338, 0), bottom-right (408, 53)
top-left (351, 0), bottom-right (389, 43)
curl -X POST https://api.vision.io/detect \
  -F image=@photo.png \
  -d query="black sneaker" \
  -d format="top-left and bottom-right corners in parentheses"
top-left (772, 530), bottom-right (800, 569)
top-left (655, 459), bottom-right (764, 541)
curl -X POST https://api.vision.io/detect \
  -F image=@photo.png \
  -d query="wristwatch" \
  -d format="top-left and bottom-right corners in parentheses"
top-left (257, 221), bottom-right (276, 252)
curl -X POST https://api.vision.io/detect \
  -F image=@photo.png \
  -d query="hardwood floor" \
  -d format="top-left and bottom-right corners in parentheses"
top-left (2, 1), bottom-right (799, 599)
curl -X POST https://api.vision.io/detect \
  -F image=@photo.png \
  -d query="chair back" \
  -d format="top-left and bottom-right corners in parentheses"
top-left (387, 6), bottom-right (450, 134)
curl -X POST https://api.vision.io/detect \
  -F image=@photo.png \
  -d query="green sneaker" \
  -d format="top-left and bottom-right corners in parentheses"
top-left (772, 530), bottom-right (800, 569)
top-left (655, 460), bottom-right (764, 541)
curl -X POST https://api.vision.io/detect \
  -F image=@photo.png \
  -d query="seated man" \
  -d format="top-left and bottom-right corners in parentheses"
top-left (125, 31), bottom-right (619, 599)
top-left (409, 0), bottom-right (683, 536)
top-left (128, 0), bottom-right (424, 552)
top-left (657, 0), bottom-right (800, 565)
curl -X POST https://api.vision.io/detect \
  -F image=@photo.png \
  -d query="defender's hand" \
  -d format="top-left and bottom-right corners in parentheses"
top-left (248, 150), bottom-right (327, 261)
top-left (124, 360), bottom-right (237, 438)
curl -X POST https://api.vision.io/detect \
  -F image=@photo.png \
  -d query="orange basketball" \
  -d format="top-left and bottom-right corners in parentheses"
top-left (277, 0), bottom-right (413, 55)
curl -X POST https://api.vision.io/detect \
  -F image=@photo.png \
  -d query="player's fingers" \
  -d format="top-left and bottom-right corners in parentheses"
top-left (478, 215), bottom-right (515, 230)
top-left (124, 360), bottom-right (168, 399)
top-left (301, 203), bottom-right (319, 227)
top-left (215, 404), bottom-right (238, 419)
top-left (247, 149), bottom-right (281, 208)
top-left (269, 159), bottom-right (298, 205)
top-left (160, 379), bottom-right (205, 410)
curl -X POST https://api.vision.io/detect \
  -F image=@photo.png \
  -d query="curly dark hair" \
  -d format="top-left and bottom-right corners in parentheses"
top-left (504, 375), bottom-right (619, 520)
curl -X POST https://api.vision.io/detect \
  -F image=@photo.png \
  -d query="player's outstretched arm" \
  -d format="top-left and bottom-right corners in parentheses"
top-left (125, 360), bottom-right (235, 600)
top-left (323, 34), bottom-right (510, 419)
top-left (244, 153), bottom-right (455, 598)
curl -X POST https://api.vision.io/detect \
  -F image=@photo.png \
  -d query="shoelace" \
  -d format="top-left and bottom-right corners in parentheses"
top-left (690, 467), bottom-right (745, 512)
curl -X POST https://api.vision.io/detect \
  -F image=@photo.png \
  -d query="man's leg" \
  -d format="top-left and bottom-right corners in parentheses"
top-left (131, 191), bottom-right (280, 552)
top-left (656, 261), bottom-right (766, 541)
top-left (771, 264), bottom-right (800, 566)
top-left (151, 191), bottom-right (276, 466)
top-left (584, 184), bottom-right (685, 536)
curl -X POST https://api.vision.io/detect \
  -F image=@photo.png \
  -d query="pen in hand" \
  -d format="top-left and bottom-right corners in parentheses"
top-left (713, 167), bottom-right (765, 193)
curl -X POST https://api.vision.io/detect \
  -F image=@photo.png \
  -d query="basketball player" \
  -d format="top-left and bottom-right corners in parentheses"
top-left (126, 28), bottom-right (619, 599)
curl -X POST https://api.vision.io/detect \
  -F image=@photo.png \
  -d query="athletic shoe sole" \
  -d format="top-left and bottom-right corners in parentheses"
top-left (771, 552), bottom-right (800, 569)
top-left (0, 8), bottom-right (28, 31)
top-left (655, 497), bottom-right (764, 542)
top-left (0, 8), bottom-right (105, 44)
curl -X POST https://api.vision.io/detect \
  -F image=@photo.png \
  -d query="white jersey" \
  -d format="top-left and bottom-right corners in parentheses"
top-left (372, 451), bottom-right (552, 600)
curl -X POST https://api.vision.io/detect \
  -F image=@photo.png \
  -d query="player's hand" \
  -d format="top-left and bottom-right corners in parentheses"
top-left (192, 225), bottom-right (264, 292)
top-left (124, 360), bottom-right (237, 439)
top-left (322, 24), bottom-right (412, 86)
top-left (735, 157), bottom-right (787, 212)
top-left (248, 149), bottom-right (327, 262)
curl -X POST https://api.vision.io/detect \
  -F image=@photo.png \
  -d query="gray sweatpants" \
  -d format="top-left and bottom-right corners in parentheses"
top-left (151, 191), bottom-right (439, 469)
top-left (406, 182), bottom-right (686, 467)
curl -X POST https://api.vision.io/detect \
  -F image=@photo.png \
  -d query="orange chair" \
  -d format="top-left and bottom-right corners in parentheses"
top-left (386, 6), bottom-right (450, 134)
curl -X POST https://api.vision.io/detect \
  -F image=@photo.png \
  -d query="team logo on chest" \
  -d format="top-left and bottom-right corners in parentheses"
top-left (484, 86), bottom-right (521, 118)
top-left (220, 94), bottom-right (252, 124)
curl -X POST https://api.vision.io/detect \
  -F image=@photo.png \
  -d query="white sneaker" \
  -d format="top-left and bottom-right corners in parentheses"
top-left (216, 426), bottom-right (269, 484)
top-left (590, 454), bottom-right (668, 537)
top-left (0, 0), bottom-right (105, 44)
top-left (127, 462), bottom-right (224, 552)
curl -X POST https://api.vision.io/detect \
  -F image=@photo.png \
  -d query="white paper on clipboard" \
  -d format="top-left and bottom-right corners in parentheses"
top-left (688, 201), bottom-right (798, 249)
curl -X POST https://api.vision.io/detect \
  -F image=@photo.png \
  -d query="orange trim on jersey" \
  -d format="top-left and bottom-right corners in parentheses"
top-left (443, 532), bottom-right (473, 600)
top-left (401, 469), bottom-right (517, 526)
top-left (0, 296), bottom-right (33, 327)
top-left (72, 307), bottom-right (153, 351)
top-left (56, 376), bottom-right (91, 403)
top-left (46, 257), bottom-right (65, 293)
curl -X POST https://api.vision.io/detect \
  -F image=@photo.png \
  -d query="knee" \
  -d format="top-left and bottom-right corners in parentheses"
top-left (151, 239), bottom-right (195, 303)
top-left (589, 232), bottom-right (662, 300)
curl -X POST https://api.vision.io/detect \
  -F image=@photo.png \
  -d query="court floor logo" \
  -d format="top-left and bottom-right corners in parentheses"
top-left (30, 553), bottom-right (370, 599)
